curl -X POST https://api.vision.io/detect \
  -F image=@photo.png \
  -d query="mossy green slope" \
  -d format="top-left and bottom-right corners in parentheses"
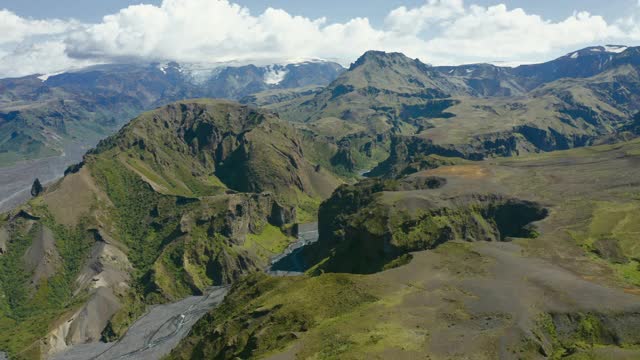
top-left (274, 52), bottom-right (468, 174)
top-left (168, 273), bottom-right (378, 360)
top-left (91, 99), bottom-right (340, 201)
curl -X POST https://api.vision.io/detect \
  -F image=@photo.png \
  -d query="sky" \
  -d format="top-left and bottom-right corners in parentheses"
top-left (2, 0), bottom-right (634, 25)
top-left (1, 0), bottom-right (640, 78)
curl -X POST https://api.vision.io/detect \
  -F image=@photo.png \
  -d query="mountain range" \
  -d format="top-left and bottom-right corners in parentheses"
top-left (0, 60), bottom-right (345, 166)
top-left (4, 45), bottom-right (638, 169)
top-left (271, 45), bottom-right (640, 177)
top-left (1, 45), bottom-right (640, 359)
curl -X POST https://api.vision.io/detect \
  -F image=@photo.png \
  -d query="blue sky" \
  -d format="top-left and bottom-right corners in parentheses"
top-left (1, 0), bottom-right (639, 78)
top-left (2, 0), bottom-right (634, 24)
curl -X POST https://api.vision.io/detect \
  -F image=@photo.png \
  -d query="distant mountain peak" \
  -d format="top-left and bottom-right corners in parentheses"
top-left (359, 50), bottom-right (403, 58)
top-left (350, 50), bottom-right (424, 70)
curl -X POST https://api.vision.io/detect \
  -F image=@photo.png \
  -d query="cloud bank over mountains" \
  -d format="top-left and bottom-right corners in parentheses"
top-left (1, 0), bottom-right (640, 78)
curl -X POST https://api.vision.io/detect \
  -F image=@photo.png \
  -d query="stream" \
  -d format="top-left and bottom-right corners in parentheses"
top-left (267, 222), bottom-right (319, 275)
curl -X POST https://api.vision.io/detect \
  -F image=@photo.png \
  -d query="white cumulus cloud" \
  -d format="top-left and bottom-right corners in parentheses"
top-left (0, 9), bottom-right (78, 45)
top-left (385, 0), bottom-right (465, 35)
top-left (418, 5), bottom-right (627, 64)
top-left (0, 0), bottom-right (640, 78)
top-left (64, 1), bottom-right (387, 64)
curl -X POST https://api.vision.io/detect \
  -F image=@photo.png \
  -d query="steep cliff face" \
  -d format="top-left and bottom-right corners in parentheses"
top-left (153, 192), bottom-right (296, 298)
top-left (304, 177), bottom-right (547, 274)
top-left (368, 136), bottom-right (470, 178)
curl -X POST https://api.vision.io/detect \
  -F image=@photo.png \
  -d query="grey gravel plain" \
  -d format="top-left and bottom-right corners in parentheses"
top-left (50, 287), bottom-right (229, 360)
top-left (0, 144), bottom-right (87, 212)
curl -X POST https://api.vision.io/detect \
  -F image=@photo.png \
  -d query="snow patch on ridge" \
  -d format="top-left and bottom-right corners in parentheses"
top-left (37, 72), bottom-right (64, 82)
top-left (604, 45), bottom-right (628, 54)
top-left (263, 65), bottom-right (288, 85)
top-left (177, 63), bottom-right (222, 84)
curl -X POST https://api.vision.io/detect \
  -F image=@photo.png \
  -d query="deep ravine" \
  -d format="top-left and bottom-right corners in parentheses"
top-left (49, 223), bottom-right (319, 360)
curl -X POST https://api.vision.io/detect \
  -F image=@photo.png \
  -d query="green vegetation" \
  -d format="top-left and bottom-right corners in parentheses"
top-left (171, 137), bottom-right (640, 359)
top-left (273, 50), bottom-right (640, 181)
top-left (567, 200), bottom-right (640, 286)
top-left (170, 242), bottom-right (500, 360)
top-left (84, 150), bottom-right (304, 333)
top-left (91, 99), bottom-right (340, 208)
top-left (534, 312), bottom-right (640, 359)
top-left (0, 205), bottom-right (94, 358)
top-left (168, 273), bottom-right (379, 360)
top-left (535, 313), bottom-right (568, 359)
top-left (0, 61), bottom-right (343, 166)
top-left (381, 253), bottom-right (413, 271)
top-left (369, 137), bottom-right (469, 178)
top-left (100, 292), bottom-right (146, 343)
top-left (0, 92), bottom-right (138, 166)
top-left (90, 156), bottom-right (186, 272)
top-left (0, 99), bottom-right (343, 358)
top-left (244, 223), bottom-right (295, 262)
top-left (4, 46), bottom-right (640, 359)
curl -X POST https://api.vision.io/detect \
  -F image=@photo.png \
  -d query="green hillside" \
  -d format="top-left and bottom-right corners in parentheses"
top-left (0, 99), bottom-right (341, 359)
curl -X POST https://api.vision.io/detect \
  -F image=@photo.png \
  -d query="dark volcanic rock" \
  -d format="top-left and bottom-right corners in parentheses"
top-left (30, 178), bottom-right (43, 197)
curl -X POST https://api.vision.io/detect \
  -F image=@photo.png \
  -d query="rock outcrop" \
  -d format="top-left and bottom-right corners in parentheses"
top-left (303, 176), bottom-right (547, 274)
top-left (30, 178), bottom-right (43, 197)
